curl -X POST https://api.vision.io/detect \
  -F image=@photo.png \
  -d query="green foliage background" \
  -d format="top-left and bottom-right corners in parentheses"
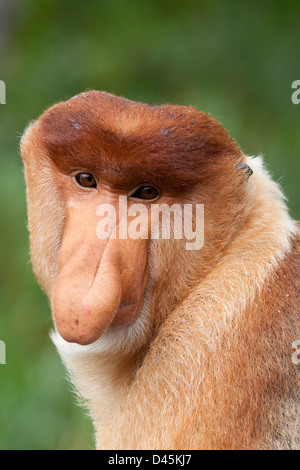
top-left (0, 0), bottom-right (299, 450)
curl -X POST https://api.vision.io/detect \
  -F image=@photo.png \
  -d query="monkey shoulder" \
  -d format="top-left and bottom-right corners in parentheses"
top-left (263, 222), bottom-right (300, 333)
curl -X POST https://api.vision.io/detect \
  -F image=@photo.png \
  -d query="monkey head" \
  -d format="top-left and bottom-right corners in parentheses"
top-left (21, 91), bottom-right (251, 347)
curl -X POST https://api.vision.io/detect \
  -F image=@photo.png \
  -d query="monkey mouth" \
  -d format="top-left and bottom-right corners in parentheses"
top-left (60, 300), bottom-right (144, 345)
top-left (52, 275), bottom-right (147, 345)
top-left (104, 298), bottom-right (144, 332)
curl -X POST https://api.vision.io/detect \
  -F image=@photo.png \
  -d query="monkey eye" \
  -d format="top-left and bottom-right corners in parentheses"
top-left (75, 173), bottom-right (97, 189)
top-left (130, 185), bottom-right (160, 201)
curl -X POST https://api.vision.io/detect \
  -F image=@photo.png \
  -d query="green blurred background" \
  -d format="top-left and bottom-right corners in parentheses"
top-left (0, 0), bottom-right (299, 450)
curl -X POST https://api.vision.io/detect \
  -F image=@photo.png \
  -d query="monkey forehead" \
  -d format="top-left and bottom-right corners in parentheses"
top-left (32, 91), bottom-right (242, 189)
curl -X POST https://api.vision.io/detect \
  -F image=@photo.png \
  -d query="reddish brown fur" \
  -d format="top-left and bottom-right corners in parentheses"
top-left (197, 229), bottom-right (300, 449)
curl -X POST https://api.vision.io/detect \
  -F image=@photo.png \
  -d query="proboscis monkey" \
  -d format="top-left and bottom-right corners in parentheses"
top-left (21, 91), bottom-right (299, 450)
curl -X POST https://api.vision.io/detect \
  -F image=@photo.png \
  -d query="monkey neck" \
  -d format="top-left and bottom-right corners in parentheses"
top-left (53, 334), bottom-right (148, 445)
top-left (53, 156), bottom-right (297, 446)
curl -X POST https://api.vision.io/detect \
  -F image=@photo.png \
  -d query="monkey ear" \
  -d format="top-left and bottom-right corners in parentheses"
top-left (236, 162), bottom-right (253, 178)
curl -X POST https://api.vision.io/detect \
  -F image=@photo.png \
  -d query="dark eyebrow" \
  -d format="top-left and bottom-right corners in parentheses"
top-left (37, 93), bottom-right (242, 193)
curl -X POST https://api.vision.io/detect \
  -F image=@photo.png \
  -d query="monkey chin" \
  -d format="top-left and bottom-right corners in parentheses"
top-left (53, 291), bottom-right (147, 347)
top-left (52, 292), bottom-right (151, 356)
top-left (110, 299), bottom-right (145, 329)
top-left (52, 276), bottom-right (147, 346)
